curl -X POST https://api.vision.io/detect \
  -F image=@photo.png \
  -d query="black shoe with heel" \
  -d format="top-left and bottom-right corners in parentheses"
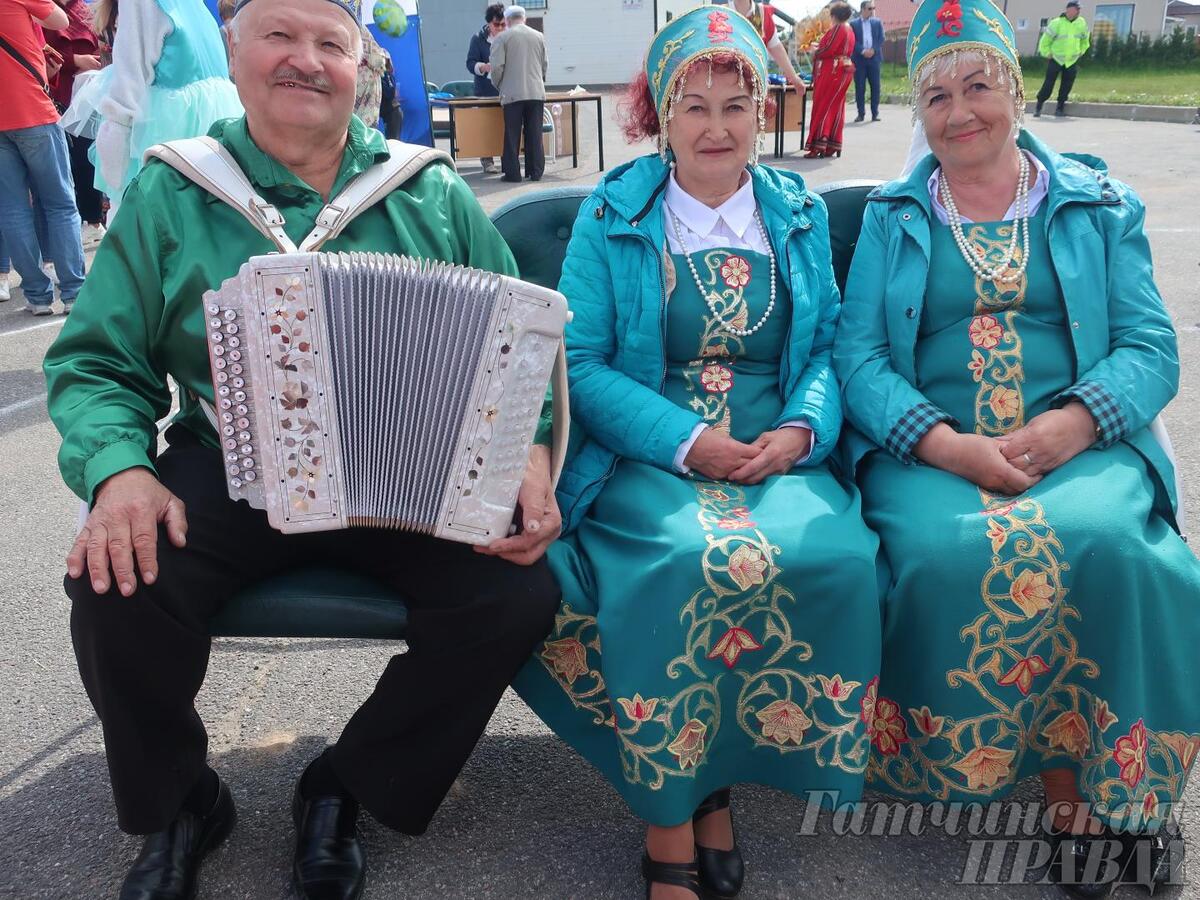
top-left (693, 789), bottom-right (744, 899)
top-left (641, 854), bottom-right (702, 899)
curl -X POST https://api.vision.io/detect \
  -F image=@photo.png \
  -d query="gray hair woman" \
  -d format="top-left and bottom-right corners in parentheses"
top-left (834, 0), bottom-right (1200, 895)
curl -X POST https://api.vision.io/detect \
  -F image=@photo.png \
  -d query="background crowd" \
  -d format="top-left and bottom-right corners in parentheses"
top-left (0, 0), bottom-right (405, 317)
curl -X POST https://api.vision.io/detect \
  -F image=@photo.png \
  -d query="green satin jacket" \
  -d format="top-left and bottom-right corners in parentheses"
top-left (45, 115), bottom-right (549, 502)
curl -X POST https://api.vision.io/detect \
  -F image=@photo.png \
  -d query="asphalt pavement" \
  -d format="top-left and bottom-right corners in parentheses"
top-left (2, 100), bottom-right (1198, 899)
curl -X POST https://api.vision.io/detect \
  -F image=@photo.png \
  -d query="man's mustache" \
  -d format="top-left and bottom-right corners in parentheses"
top-left (272, 69), bottom-right (333, 92)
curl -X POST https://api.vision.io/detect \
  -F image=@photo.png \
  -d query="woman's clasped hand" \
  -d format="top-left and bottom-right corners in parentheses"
top-left (683, 427), bottom-right (812, 484)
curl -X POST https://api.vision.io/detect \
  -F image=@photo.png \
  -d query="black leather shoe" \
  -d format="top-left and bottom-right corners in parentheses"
top-left (292, 778), bottom-right (365, 900)
top-left (641, 854), bottom-right (701, 899)
top-left (119, 779), bottom-right (236, 900)
top-left (693, 789), bottom-right (744, 899)
top-left (1055, 105), bottom-right (1067, 117)
top-left (853, 114), bottom-right (864, 122)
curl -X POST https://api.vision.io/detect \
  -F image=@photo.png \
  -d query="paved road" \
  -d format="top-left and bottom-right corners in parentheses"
top-left (2, 102), bottom-right (1198, 899)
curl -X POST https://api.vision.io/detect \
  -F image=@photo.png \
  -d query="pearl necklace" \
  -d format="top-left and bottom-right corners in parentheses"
top-left (669, 207), bottom-right (777, 337)
top-left (938, 150), bottom-right (1031, 285)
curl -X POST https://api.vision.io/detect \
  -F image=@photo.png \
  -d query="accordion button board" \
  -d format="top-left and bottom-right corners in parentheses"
top-left (202, 251), bottom-right (567, 545)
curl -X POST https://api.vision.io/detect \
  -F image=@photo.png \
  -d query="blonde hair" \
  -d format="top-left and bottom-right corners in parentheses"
top-left (93, 0), bottom-right (117, 43)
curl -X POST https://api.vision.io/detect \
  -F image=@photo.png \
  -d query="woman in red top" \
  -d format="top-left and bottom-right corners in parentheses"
top-left (804, 1), bottom-right (856, 158)
top-left (45, 0), bottom-right (105, 239)
top-left (731, 0), bottom-right (808, 96)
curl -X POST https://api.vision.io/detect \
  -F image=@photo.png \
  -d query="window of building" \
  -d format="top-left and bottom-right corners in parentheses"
top-left (1094, 3), bottom-right (1136, 37)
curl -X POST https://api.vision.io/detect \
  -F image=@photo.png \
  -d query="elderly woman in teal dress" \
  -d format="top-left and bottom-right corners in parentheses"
top-left (512, 7), bottom-right (882, 899)
top-left (834, 0), bottom-right (1200, 894)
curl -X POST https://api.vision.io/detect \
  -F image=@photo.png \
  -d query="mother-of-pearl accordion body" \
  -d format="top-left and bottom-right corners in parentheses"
top-left (202, 251), bottom-right (567, 545)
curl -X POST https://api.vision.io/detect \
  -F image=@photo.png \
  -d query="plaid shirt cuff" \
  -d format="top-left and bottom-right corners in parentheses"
top-left (1052, 381), bottom-right (1126, 448)
top-left (885, 402), bottom-right (958, 464)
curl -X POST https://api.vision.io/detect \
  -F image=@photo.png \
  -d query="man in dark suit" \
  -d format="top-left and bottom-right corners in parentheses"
top-left (851, 1), bottom-right (884, 122)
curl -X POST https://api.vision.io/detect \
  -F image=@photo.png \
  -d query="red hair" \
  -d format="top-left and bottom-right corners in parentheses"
top-left (619, 53), bottom-right (777, 144)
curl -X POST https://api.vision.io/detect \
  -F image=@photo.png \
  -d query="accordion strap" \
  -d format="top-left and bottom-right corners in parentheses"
top-left (143, 137), bottom-right (453, 255)
top-left (299, 141), bottom-right (455, 252)
top-left (143, 137), bottom-right (299, 253)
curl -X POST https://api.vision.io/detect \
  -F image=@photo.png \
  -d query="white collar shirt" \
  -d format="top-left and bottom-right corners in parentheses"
top-left (663, 171), bottom-right (770, 255)
top-left (927, 150), bottom-right (1050, 224)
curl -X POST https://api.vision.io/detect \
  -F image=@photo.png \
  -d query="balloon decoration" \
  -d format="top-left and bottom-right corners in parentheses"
top-left (373, 0), bottom-right (408, 37)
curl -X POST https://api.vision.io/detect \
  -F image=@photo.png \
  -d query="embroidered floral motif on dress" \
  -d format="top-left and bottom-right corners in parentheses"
top-left (865, 225), bottom-right (1200, 825)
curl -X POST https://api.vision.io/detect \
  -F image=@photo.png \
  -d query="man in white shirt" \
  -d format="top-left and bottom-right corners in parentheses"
top-left (851, 1), bottom-right (884, 122)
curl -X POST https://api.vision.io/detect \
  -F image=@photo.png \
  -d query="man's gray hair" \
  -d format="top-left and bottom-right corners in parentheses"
top-left (227, 5), bottom-right (365, 61)
top-left (503, 4), bottom-right (526, 20)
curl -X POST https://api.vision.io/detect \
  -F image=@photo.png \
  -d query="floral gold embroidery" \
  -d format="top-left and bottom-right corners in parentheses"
top-left (1113, 719), bottom-right (1148, 789)
top-left (910, 706), bottom-right (946, 738)
top-left (968, 314), bottom-right (1003, 349)
top-left (720, 255), bottom-right (752, 288)
top-left (1009, 569), bottom-right (1055, 618)
top-left (820, 674), bottom-right (862, 702)
top-left (1044, 711), bottom-right (1091, 759)
top-left (726, 545), bottom-right (768, 590)
top-left (669, 719), bottom-right (708, 769)
top-left (1160, 733), bottom-right (1200, 770)
top-left (701, 363), bottom-right (734, 393)
top-left (757, 699), bottom-right (813, 746)
top-left (542, 637), bottom-right (589, 685)
top-left (951, 746), bottom-right (1015, 790)
top-left (618, 693), bottom-right (660, 724)
top-left (709, 626), bottom-right (763, 668)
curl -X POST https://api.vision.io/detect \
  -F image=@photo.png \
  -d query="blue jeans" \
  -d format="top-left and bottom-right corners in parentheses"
top-left (0, 123), bottom-right (85, 306)
top-left (0, 232), bottom-right (9, 273)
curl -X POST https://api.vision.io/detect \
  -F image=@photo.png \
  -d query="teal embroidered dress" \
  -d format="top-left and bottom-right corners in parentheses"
top-left (857, 212), bottom-right (1200, 825)
top-left (515, 246), bottom-right (881, 826)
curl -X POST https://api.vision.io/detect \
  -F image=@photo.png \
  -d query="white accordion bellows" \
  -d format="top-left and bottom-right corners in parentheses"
top-left (202, 251), bottom-right (567, 544)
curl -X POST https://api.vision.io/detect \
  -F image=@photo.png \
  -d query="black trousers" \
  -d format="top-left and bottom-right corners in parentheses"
top-left (853, 55), bottom-right (881, 118)
top-left (1037, 59), bottom-right (1078, 107)
top-left (67, 134), bottom-right (103, 225)
top-left (67, 426), bottom-right (559, 836)
top-left (501, 99), bottom-right (545, 181)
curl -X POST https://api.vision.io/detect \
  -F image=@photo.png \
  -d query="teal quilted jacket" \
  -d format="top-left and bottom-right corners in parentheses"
top-left (556, 153), bottom-right (844, 534)
top-left (833, 130), bottom-right (1180, 523)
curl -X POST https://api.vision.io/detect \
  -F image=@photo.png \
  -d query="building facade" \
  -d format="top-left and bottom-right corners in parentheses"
top-left (999, 0), bottom-right (1171, 55)
top-left (420, 0), bottom-right (658, 89)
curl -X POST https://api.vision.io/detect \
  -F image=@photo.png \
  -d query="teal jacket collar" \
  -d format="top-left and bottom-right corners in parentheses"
top-left (595, 154), bottom-right (816, 241)
top-left (868, 129), bottom-right (1123, 217)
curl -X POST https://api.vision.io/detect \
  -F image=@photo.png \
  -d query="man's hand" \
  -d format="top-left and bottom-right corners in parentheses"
top-left (917, 425), bottom-right (1040, 495)
top-left (727, 428), bottom-right (812, 485)
top-left (998, 403), bottom-right (1097, 478)
top-left (480, 63), bottom-right (492, 73)
top-left (67, 468), bottom-right (188, 596)
top-left (476, 444), bottom-right (561, 566)
top-left (74, 53), bottom-right (102, 72)
top-left (683, 429), bottom-right (761, 481)
top-left (862, 48), bottom-right (875, 58)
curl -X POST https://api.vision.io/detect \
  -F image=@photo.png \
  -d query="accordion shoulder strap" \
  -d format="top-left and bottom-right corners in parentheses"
top-left (550, 343), bottom-right (569, 489)
top-left (143, 137), bottom-right (299, 253)
top-left (299, 141), bottom-right (454, 252)
top-left (143, 138), bottom-right (452, 255)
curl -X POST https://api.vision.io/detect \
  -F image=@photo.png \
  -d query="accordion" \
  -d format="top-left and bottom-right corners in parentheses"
top-left (201, 251), bottom-right (568, 545)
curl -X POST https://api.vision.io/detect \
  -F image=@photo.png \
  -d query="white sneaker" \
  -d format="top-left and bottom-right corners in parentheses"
top-left (82, 223), bottom-right (107, 249)
top-left (25, 302), bottom-right (53, 317)
top-left (0, 273), bottom-right (10, 302)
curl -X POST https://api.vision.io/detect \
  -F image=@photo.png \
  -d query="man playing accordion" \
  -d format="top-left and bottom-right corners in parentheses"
top-left (43, 1), bottom-right (561, 898)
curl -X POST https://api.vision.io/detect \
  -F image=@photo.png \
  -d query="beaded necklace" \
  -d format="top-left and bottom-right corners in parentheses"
top-left (669, 207), bottom-right (778, 338)
top-left (937, 149), bottom-right (1032, 285)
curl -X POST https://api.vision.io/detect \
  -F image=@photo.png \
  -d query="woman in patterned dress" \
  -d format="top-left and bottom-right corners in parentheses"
top-left (834, 0), bottom-right (1200, 894)
top-left (802, 1), bottom-right (855, 158)
top-left (513, 7), bottom-right (881, 899)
